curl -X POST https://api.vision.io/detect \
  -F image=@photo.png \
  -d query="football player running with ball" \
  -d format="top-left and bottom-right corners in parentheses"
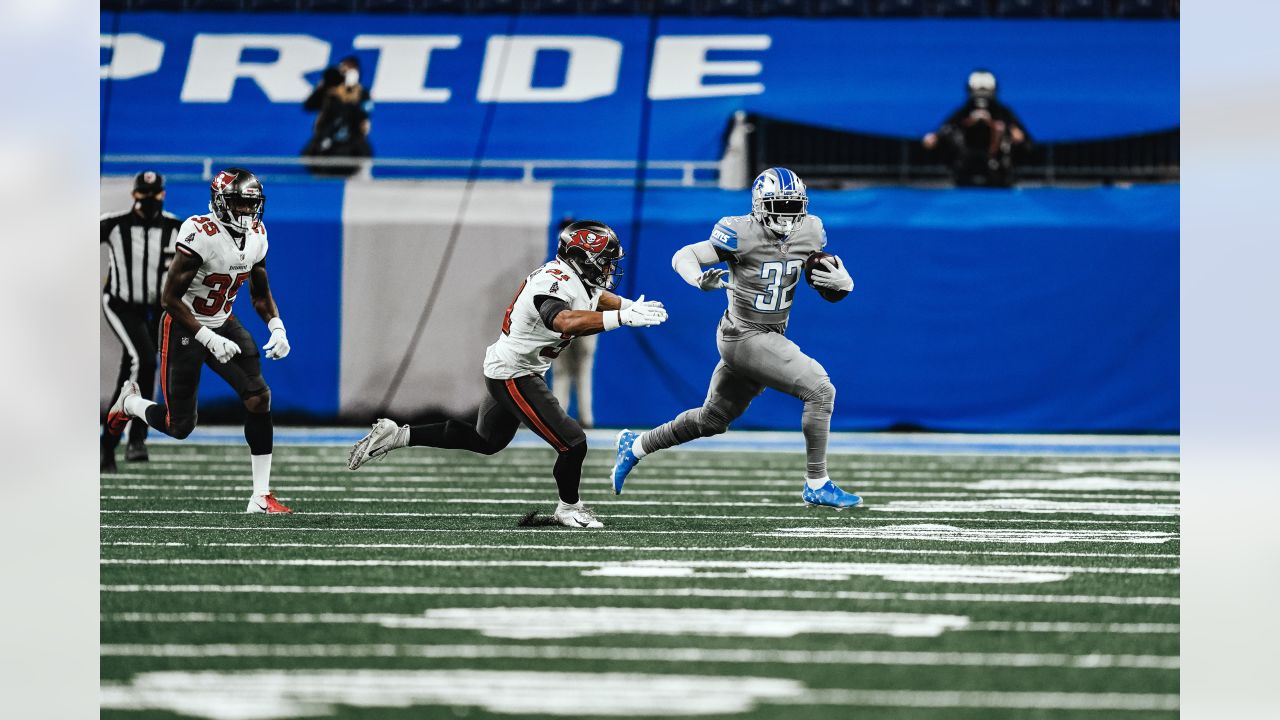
top-left (610, 167), bottom-right (863, 509)
top-left (104, 168), bottom-right (295, 513)
top-left (348, 220), bottom-right (668, 528)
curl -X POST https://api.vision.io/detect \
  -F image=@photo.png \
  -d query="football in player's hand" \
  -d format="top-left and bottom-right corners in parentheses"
top-left (804, 251), bottom-right (850, 303)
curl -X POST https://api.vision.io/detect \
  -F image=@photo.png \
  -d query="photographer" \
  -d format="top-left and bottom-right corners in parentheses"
top-left (302, 55), bottom-right (374, 177)
top-left (923, 69), bottom-right (1030, 188)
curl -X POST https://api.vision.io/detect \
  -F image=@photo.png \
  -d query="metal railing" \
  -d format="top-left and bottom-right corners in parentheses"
top-left (100, 154), bottom-right (722, 187)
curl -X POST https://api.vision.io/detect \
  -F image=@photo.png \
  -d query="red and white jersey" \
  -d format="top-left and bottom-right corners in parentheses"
top-left (172, 214), bottom-right (268, 329)
top-left (483, 259), bottom-right (600, 380)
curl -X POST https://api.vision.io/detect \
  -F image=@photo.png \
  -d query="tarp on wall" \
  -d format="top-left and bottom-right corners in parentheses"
top-left (103, 179), bottom-right (1178, 432)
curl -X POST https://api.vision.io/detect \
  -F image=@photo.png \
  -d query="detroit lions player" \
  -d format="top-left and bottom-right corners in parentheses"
top-left (610, 167), bottom-right (862, 508)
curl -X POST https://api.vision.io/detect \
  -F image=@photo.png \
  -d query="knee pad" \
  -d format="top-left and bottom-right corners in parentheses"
top-left (243, 387), bottom-right (271, 414)
top-left (699, 408), bottom-right (732, 437)
top-left (559, 440), bottom-right (588, 460)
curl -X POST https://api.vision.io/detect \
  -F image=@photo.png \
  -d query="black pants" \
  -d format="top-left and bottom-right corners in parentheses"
top-left (145, 313), bottom-right (269, 440)
top-left (101, 294), bottom-right (160, 447)
top-left (408, 374), bottom-right (588, 503)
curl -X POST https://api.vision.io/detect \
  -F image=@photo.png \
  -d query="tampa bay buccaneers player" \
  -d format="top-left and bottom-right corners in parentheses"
top-left (105, 167), bottom-right (294, 514)
top-left (348, 220), bottom-right (668, 528)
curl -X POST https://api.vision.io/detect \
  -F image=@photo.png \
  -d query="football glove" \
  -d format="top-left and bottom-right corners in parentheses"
top-left (810, 255), bottom-right (854, 293)
top-left (194, 326), bottom-right (242, 364)
top-left (696, 268), bottom-right (730, 291)
top-left (263, 317), bottom-right (290, 360)
top-left (620, 294), bottom-right (668, 328)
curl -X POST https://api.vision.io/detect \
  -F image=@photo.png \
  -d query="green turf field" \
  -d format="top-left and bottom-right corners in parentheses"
top-left (100, 436), bottom-right (1179, 719)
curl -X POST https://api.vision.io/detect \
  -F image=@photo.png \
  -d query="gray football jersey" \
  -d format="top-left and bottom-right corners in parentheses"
top-left (710, 213), bottom-right (828, 326)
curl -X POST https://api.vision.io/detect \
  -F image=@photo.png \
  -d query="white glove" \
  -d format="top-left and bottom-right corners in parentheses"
top-left (617, 294), bottom-right (668, 328)
top-left (263, 317), bottom-right (290, 360)
top-left (696, 268), bottom-right (730, 291)
top-left (810, 255), bottom-right (854, 292)
top-left (194, 326), bottom-right (241, 364)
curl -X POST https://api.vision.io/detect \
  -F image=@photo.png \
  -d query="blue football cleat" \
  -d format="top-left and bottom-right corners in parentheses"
top-left (611, 429), bottom-right (641, 495)
top-left (802, 480), bottom-right (863, 509)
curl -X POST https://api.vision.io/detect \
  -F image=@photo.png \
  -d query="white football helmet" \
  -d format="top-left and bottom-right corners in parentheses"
top-left (751, 167), bottom-right (808, 236)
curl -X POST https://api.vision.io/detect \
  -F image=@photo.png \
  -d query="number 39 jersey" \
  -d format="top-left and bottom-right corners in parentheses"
top-left (172, 215), bottom-right (268, 329)
top-left (710, 213), bottom-right (827, 327)
top-left (483, 259), bottom-right (600, 380)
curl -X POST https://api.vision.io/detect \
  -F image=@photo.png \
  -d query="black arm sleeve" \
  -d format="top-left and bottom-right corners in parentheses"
top-left (534, 295), bottom-right (571, 332)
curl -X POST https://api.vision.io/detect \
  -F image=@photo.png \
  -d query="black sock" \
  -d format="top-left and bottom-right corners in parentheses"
top-left (554, 442), bottom-right (588, 505)
top-left (245, 411), bottom-right (273, 455)
top-left (143, 404), bottom-right (166, 432)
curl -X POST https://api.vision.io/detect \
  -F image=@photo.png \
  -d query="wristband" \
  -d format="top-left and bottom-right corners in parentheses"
top-left (617, 297), bottom-right (633, 311)
top-left (194, 326), bottom-right (216, 347)
top-left (268, 317), bottom-right (285, 333)
top-left (602, 310), bottom-right (621, 331)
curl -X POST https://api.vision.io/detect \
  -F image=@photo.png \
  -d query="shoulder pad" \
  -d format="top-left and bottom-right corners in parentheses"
top-left (710, 216), bottom-right (742, 253)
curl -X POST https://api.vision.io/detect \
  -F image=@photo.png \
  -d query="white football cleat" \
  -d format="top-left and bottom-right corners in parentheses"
top-left (552, 501), bottom-right (604, 529)
top-left (246, 493), bottom-right (292, 514)
top-left (105, 380), bottom-right (140, 437)
top-left (348, 418), bottom-right (407, 470)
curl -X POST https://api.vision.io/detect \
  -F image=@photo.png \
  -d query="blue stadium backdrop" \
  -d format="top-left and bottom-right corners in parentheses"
top-left (99, 12), bottom-right (1179, 433)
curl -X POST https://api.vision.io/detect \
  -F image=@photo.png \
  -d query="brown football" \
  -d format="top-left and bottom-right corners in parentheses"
top-left (804, 251), bottom-right (849, 302)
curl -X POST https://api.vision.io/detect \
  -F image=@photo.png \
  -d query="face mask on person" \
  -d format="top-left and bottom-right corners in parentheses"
top-left (134, 195), bottom-right (163, 219)
top-left (344, 69), bottom-right (359, 87)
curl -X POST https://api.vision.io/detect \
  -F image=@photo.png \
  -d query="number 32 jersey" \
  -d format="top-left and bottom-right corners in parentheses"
top-left (710, 213), bottom-right (827, 327)
top-left (172, 215), bottom-right (268, 329)
top-left (483, 259), bottom-right (600, 380)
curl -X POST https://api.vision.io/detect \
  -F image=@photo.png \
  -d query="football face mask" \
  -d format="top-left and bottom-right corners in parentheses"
top-left (751, 167), bottom-right (809, 236)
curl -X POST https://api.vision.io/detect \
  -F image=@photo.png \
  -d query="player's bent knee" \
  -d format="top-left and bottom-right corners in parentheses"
top-left (168, 416), bottom-right (197, 440)
top-left (699, 411), bottom-right (732, 437)
top-left (243, 387), bottom-right (271, 414)
top-left (558, 440), bottom-right (588, 459)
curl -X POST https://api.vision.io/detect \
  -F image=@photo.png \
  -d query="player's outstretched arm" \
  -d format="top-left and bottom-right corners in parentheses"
top-left (540, 294), bottom-right (667, 336)
top-left (250, 260), bottom-right (290, 360)
top-left (672, 240), bottom-right (729, 291)
top-left (161, 251), bottom-right (242, 364)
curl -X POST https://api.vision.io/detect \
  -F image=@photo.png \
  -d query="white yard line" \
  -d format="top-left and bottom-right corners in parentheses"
top-left (99, 507), bottom-right (1182, 520)
top-left (99, 557), bottom-right (1179, 576)
top-left (97, 642), bottom-right (1178, 670)
top-left (98, 583), bottom-right (1180, 605)
top-left (102, 612), bottom-right (1178, 636)
top-left (99, 668), bottom-right (1179, 718)
top-left (101, 540), bottom-right (1177, 560)
top-left (99, 486), bottom-right (1179, 500)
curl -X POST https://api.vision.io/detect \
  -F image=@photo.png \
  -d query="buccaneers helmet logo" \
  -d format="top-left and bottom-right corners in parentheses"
top-left (567, 228), bottom-right (609, 253)
top-left (212, 170), bottom-right (238, 192)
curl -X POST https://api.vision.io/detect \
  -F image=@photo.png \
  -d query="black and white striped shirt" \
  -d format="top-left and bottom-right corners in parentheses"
top-left (100, 209), bottom-right (182, 306)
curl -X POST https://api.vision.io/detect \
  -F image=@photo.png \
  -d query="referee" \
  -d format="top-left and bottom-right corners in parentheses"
top-left (100, 170), bottom-right (181, 472)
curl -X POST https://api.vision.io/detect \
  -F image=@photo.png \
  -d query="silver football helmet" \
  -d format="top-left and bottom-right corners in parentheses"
top-left (751, 167), bottom-right (808, 236)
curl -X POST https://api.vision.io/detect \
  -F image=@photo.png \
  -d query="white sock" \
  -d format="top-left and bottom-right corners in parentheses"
top-left (805, 475), bottom-right (830, 490)
top-left (251, 453), bottom-right (272, 496)
top-left (632, 432), bottom-right (649, 458)
top-left (124, 395), bottom-right (155, 422)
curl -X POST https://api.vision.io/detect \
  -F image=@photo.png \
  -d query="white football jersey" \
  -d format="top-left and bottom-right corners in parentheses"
top-left (172, 214), bottom-right (268, 329)
top-left (483, 259), bottom-right (601, 380)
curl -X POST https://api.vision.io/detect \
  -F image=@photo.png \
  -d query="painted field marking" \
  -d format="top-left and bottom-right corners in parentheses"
top-left (100, 668), bottom-right (801, 718)
top-left (967, 478), bottom-right (1179, 492)
top-left (99, 584), bottom-right (1180, 605)
top-left (100, 669), bottom-right (1179, 719)
top-left (98, 486), bottom-right (1179, 501)
top-left (869, 499), bottom-right (1180, 517)
top-left (99, 509), bottom-right (1182, 522)
top-left (760, 524), bottom-right (1178, 545)
top-left (103, 612), bottom-right (1179, 636)
top-left (1046, 460), bottom-right (1180, 474)
top-left (98, 642), bottom-right (1179, 671)
top-left (100, 557), bottom-right (1177, 585)
top-left (101, 540), bottom-right (1178, 560)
